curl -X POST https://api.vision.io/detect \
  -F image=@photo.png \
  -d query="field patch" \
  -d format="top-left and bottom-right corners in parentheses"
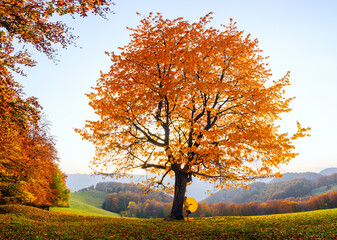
top-left (1, 205), bottom-right (337, 239)
top-left (51, 199), bottom-right (120, 217)
top-left (50, 190), bottom-right (119, 217)
top-left (70, 190), bottom-right (108, 209)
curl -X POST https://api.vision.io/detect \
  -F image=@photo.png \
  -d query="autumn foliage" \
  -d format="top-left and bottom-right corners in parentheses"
top-left (0, 80), bottom-right (70, 206)
top-left (1, 0), bottom-right (116, 207)
top-left (76, 13), bottom-right (310, 220)
top-left (194, 190), bottom-right (337, 217)
top-left (1, 0), bottom-right (114, 83)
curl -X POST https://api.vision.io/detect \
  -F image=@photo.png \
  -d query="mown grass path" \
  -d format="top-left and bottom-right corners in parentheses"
top-left (1, 205), bottom-right (337, 239)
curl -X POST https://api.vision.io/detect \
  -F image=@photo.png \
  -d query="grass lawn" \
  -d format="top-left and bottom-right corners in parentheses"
top-left (70, 190), bottom-right (108, 209)
top-left (1, 204), bottom-right (337, 239)
top-left (51, 198), bottom-right (120, 217)
top-left (50, 190), bottom-right (120, 217)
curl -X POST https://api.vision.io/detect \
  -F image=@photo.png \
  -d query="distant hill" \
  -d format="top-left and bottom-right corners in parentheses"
top-left (267, 168), bottom-right (337, 184)
top-left (269, 172), bottom-right (322, 184)
top-left (66, 174), bottom-right (131, 192)
top-left (203, 172), bottom-right (337, 204)
top-left (319, 168), bottom-right (337, 176)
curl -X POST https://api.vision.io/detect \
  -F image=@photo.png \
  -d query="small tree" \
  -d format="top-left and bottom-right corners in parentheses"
top-left (52, 169), bottom-right (70, 207)
top-left (76, 13), bottom-right (310, 220)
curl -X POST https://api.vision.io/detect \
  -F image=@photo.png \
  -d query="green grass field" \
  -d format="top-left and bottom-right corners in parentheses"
top-left (51, 199), bottom-right (120, 217)
top-left (1, 204), bottom-right (337, 239)
top-left (70, 190), bottom-right (109, 209)
top-left (50, 190), bottom-right (120, 217)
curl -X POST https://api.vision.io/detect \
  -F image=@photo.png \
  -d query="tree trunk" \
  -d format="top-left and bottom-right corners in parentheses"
top-left (164, 169), bottom-right (190, 220)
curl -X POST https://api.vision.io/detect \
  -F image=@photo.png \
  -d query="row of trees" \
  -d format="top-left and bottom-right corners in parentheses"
top-left (104, 190), bottom-right (337, 218)
top-left (95, 181), bottom-right (173, 203)
top-left (122, 199), bottom-right (171, 218)
top-left (0, 0), bottom-right (114, 208)
top-left (80, 181), bottom-right (173, 214)
top-left (103, 191), bottom-right (172, 217)
top-left (196, 190), bottom-right (337, 217)
top-left (0, 80), bottom-right (70, 207)
top-left (93, 182), bottom-right (172, 218)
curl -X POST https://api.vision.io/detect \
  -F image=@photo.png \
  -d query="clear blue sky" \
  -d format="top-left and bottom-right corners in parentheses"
top-left (17, 0), bottom-right (337, 174)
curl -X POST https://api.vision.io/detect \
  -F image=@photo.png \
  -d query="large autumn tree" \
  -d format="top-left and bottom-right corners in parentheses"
top-left (77, 13), bottom-right (310, 220)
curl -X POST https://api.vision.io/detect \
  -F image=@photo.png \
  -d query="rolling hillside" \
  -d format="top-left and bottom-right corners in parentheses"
top-left (269, 172), bottom-right (322, 184)
top-left (320, 168), bottom-right (337, 176)
top-left (203, 173), bottom-right (337, 204)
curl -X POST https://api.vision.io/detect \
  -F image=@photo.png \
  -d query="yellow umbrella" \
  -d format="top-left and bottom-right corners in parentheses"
top-left (186, 197), bottom-right (198, 213)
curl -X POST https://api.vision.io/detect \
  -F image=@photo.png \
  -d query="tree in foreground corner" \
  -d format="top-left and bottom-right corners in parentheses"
top-left (1, 0), bottom-right (114, 81)
top-left (76, 13), bottom-right (310, 220)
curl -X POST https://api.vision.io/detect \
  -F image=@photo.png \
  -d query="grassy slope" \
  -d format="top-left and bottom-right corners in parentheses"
top-left (70, 190), bottom-right (108, 208)
top-left (50, 190), bottom-right (120, 217)
top-left (51, 199), bottom-right (120, 217)
top-left (1, 205), bottom-right (337, 239)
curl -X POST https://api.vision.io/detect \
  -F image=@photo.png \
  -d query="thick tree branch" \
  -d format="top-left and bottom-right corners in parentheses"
top-left (141, 163), bottom-right (166, 170)
top-left (132, 123), bottom-right (165, 147)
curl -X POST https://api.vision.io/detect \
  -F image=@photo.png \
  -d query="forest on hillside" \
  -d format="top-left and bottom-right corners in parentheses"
top-left (204, 173), bottom-right (337, 204)
top-left (195, 190), bottom-right (337, 217)
top-left (79, 182), bottom-right (172, 218)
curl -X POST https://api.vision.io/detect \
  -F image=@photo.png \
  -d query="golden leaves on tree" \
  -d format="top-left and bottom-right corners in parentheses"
top-left (77, 13), bottom-right (310, 194)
